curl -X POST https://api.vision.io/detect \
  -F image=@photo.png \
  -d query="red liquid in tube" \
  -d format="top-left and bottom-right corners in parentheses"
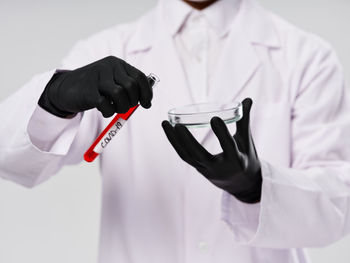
top-left (84, 74), bottom-right (159, 162)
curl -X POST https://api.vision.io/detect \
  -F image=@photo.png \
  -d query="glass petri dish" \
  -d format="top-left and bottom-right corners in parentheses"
top-left (168, 102), bottom-right (243, 128)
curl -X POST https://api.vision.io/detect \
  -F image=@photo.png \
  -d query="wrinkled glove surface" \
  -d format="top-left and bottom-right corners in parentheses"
top-left (39, 56), bottom-right (152, 118)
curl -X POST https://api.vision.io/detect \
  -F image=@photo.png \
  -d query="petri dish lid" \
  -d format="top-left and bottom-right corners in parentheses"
top-left (168, 102), bottom-right (243, 128)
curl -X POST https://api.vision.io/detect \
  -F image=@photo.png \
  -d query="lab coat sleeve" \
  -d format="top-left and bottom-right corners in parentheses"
top-left (0, 28), bottom-right (123, 188)
top-left (221, 42), bottom-right (350, 248)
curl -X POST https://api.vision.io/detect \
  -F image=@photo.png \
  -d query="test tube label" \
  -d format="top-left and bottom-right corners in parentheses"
top-left (93, 118), bottom-right (127, 154)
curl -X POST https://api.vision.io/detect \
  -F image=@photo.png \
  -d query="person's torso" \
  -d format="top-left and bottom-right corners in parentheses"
top-left (74, 1), bottom-right (321, 262)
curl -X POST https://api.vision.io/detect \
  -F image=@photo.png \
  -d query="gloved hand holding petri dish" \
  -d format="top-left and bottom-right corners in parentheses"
top-left (167, 102), bottom-right (243, 128)
top-left (163, 99), bottom-right (262, 204)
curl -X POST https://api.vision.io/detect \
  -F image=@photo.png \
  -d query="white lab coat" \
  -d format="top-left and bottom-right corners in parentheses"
top-left (1, 0), bottom-right (350, 262)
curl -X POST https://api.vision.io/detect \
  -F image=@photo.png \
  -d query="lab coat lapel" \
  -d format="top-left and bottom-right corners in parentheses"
top-left (209, 30), bottom-right (260, 103)
top-left (198, 0), bottom-right (281, 145)
top-left (211, 0), bottom-right (281, 104)
top-left (196, 31), bottom-right (260, 145)
top-left (125, 0), bottom-right (280, 146)
top-left (152, 29), bottom-right (215, 145)
top-left (152, 29), bottom-right (196, 108)
top-left (191, 23), bottom-right (258, 145)
top-left (126, 4), bottom-right (195, 117)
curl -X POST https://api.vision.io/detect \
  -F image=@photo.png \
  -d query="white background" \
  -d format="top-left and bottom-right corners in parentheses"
top-left (0, 0), bottom-right (349, 262)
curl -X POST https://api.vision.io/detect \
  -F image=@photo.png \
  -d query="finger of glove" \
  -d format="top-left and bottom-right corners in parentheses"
top-left (238, 98), bottom-right (257, 156)
top-left (99, 80), bottom-right (131, 114)
top-left (161, 121), bottom-right (197, 166)
top-left (121, 75), bottom-right (140, 108)
top-left (122, 61), bottom-right (152, 109)
top-left (114, 86), bottom-right (132, 113)
top-left (96, 64), bottom-right (130, 113)
top-left (112, 64), bottom-right (142, 111)
top-left (236, 98), bottom-right (253, 144)
top-left (96, 96), bottom-right (116, 118)
top-left (234, 133), bottom-right (247, 153)
top-left (210, 117), bottom-right (241, 161)
top-left (94, 63), bottom-right (115, 101)
top-left (174, 124), bottom-right (212, 164)
top-left (117, 62), bottom-right (140, 107)
top-left (236, 98), bottom-right (252, 132)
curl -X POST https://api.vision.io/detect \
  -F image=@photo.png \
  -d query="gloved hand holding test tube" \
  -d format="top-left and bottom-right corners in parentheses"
top-left (37, 56), bottom-right (159, 163)
top-left (84, 73), bottom-right (159, 162)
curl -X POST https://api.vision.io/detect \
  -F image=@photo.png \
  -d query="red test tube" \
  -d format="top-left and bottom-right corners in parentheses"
top-left (84, 73), bottom-right (159, 162)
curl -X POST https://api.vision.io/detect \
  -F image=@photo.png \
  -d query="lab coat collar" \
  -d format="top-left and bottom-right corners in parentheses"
top-left (240, 0), bottom-right (281, 48)
top-left (158, 0), bottom-right (192, 37)
top-left (201, 0), bottom-right (242, 38)
top-left (126, 0), bottom-right (281, 54)
top-left (160, 0), bottom-right (242, 38)
top-left (126, 0), bottom-right (281, 144)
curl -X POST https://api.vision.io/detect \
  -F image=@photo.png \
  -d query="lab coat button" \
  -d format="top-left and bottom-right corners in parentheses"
top-left (191, 14), bottom-right (204, 25)
top-left (192, 15), bottom-right (200, 23)
top-left (198, 241), bottom-right (209, 252)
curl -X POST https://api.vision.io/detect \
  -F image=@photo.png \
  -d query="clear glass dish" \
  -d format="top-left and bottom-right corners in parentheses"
top-left (168, 102), bottom-right (243, 128)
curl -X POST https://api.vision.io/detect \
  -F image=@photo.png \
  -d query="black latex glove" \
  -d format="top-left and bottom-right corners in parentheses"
top-left (38, 56), bottom-right (153, 118)
top-left (162, 98), bottom-right (262, 204)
